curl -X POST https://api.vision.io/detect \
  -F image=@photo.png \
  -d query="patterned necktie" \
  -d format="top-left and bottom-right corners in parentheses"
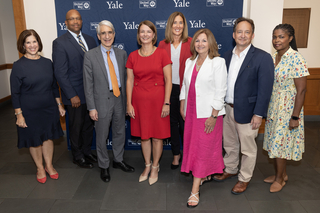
top-left (77, 35), bottom-right (87, 52)
top-left (107, 51), bottom-right (120, 97)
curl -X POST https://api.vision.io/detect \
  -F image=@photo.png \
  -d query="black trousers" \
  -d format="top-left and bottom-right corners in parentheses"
top-left (170, 84), bottom-right (184, 155)
top-left (66, 104), bottom-right (94, 160)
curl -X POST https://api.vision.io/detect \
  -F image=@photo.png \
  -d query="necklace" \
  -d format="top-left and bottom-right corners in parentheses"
top-left (196, 57), bottom-right (205, 71)
top-left (139, 46), bottom-right (155, 57)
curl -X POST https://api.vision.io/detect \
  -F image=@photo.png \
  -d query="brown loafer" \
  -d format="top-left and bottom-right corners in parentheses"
top-left (212, 172), bottom-right (237, 182)
top-left (231, 181), bottom-right (249, 195)
top-left (264, 175), bottom-right (288, 183)
top-left (270, 181), bottom-right (286, 193)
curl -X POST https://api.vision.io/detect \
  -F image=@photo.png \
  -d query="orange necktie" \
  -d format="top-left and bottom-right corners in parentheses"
top-left (107, 51), bottom-right (120, 97)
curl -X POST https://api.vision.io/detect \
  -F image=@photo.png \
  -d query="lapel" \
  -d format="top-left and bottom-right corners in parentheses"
top-left (237, 45), bottom-right (255, 77)
top-left (95, 45), bottom-right (110, 85)
top-left (197, 55), bottom-right (210, 80)
top-left (186, 56), bottom-right (197, 83)
top-left (67, 31), bottom-right (85, 57)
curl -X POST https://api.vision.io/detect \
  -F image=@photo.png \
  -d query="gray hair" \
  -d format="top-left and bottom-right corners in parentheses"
top-left (96, 20), bottom-right (115, 34)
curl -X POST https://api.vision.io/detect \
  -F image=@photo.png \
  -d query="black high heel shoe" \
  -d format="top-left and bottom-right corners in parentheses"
top-left (171, 154), bottom-right (182, 170)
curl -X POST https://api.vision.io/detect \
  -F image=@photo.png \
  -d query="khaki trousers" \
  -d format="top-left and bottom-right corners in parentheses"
top-left (223, 105), bottom-right (259, 182)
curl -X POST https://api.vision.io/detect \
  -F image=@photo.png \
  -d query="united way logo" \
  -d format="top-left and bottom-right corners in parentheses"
top-left (139, 0), bottom-right (157, 9)
top-left (222, 18), bottom-right (237, 27)
top-left (90, 22), bottom-right (99, 30)
top-left (73, 1), bottom-right (90, 10)
top-left (155, 20), bottom-right (167, 29)
top-left (206, 0), bottom-right (224, 7)
top-left (114, 43), bottom-right (125, 50)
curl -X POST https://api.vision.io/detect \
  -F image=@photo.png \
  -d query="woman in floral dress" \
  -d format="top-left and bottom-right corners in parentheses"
top-left (263, 24), bottom-right (309, 192)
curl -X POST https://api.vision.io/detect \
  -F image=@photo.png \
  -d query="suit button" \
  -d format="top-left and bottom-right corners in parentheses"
top-left (108, 97), bottom-right (110, 99)
top-left (135, 83), bottom-right (137, 85)
top-left (155, 83), bottom-right (157, 85)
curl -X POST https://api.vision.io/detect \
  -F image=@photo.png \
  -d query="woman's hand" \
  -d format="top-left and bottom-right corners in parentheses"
top-left (289, 118), bottom-right (299, 130)
top-left (58, 105), bottom-right (66, 117)
top-left (161, 104), bottom-right (170, 118)
top-left (127, 104), bottom-right (135, 119)
top-left (16, 114), bottom-right (27, 128)
top-left (204, 117), bottom-right (217, 134)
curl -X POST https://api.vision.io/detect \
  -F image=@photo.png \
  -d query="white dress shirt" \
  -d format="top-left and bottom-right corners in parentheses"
top-left (225, 44), bottom-right (251, 104)
top-left (171, 42), bottom-right (182, 85)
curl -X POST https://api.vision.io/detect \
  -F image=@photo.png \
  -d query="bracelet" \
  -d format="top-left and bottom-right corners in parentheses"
top-left (15, 111), bottom-right (22, 115)
top-left (291, 116), bottom-right (299, 120)
top-left (164, 103), bottom-right (170, 105)
top-left (57, 103), bottom-right (63, 106)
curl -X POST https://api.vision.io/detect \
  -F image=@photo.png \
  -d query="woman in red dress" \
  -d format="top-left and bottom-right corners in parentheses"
top-left (126, 20), bottom-right (172, 185)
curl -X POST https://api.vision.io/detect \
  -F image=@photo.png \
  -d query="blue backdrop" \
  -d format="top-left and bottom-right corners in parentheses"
top-left (54, 0), bottom-right (243, 150)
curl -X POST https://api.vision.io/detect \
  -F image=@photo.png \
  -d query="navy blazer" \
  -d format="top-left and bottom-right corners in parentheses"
top-left (52, 31), bottom-right (97, 105)
top-left (223, 45), bottom-right (274, 124)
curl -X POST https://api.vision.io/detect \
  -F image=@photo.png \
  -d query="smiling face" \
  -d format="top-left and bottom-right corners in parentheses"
top-left (139, 24), bottom-right (155, 45)
top-left (171, 15), bottom-right (184, 37)
top-left (272, 29), bottom-right (292, 53)
top-left (194, 33), bottom-right (209, 56)
top-left (233, 21), bottom-right (254, 49)
top-left (24, 35), bottom-right (39, 57)
top-left (65, 9), bottom-right (82, 35)
top-left (97, 25), bottom-right (115, 50)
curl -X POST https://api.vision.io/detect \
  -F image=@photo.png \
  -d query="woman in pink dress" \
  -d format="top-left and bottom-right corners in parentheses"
top-left (126, 20), bottom-right (172, 185)
top-left (180, 29), bottom-right (227, 208)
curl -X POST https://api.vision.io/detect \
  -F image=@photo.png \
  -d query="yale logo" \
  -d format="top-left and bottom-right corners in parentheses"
top-left (189, 20), bottom-right (206, 28)
top-left (58, 23), bottom-right (67, 30)
top-left (106, 1), bottom-right (123, 9)
top-left (123, 22), bottom-right (139, 30)
top-left (173, 0), bottom-right (190, 7)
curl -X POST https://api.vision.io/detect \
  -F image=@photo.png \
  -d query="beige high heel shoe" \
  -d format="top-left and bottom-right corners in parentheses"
top-left (148, 164), bottom-right (160, 185)
top-left (139, 162), bottom-right (152, 182)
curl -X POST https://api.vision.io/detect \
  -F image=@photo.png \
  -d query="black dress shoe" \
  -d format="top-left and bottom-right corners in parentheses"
top-left (85, 154), bottom-right (98, 162)
top-left (113, 161), bottom-right (135, 172)
top-left (100, 168), bottom-right (110, 182)
top-left (73, 158), bottom-right (93, 169)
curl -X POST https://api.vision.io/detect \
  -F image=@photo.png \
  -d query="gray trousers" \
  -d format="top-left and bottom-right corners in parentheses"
top-left (95, 94), bottom-right (125, 169)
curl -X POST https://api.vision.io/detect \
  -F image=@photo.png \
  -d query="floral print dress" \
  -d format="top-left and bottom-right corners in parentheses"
top-left (263, 47), bottom-right (309, 161)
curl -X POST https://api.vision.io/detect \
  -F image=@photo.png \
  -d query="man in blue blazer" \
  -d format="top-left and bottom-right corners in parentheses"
top-left (213, 17), bottom-right (274, 194)
top-left (52, 9), bottom-right (97, 168)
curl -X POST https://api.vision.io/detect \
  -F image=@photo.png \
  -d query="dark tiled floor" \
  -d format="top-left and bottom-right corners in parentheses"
top-left (0, 100), bottom-right (319, 213)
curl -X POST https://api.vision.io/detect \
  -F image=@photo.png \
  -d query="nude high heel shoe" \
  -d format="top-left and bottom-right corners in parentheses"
top-left (139, 162), bottom-right (152, 182)
top-left (148, 164), bottom-right (160, 185)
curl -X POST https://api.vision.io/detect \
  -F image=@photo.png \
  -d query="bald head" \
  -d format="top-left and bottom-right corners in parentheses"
top-left (65, 9), bottom-right (83, 35)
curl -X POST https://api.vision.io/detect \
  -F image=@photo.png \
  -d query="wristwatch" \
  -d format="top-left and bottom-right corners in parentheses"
top-left (211, 115), bottom-right (218, 119)
top-left (291, 116), bottom-right (299, 120)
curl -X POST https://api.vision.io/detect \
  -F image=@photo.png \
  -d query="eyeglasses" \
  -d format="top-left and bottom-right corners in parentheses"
top-left (67, 17), bottom-right (82, 21)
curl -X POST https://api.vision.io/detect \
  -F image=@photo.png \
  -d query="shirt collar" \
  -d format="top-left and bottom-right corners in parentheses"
top-left (232, 44), bottom-right (251, 57)
top-left (100, 45), bottom-right (114, 54)
top-left (68, 30), bottom-right (82, 38)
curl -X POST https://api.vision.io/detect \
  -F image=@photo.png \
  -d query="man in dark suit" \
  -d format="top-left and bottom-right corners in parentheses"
top-left (83, 20), bottom-right (135, 182)
top-left (213, 17), bottom-right (274, 194)
top-left (52, 9), bottom-right (97, 168)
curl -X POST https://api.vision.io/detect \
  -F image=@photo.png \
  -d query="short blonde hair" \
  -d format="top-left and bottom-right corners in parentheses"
top-left (190, 29), bottom-right (220, 60)
top-left (137, 20), bottom-right (157, 45)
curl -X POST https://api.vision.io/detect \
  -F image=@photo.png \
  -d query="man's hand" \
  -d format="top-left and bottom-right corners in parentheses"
top-left (250, 115), bottom-right (262, 130)
top-left (89, 109), bottom-right (98, 121)
top-left (70, 95), bottom-right (81, 108)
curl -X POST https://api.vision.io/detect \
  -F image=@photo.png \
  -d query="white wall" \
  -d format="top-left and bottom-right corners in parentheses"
top-left (284, 0), bottom-right (320, 68)
top-left (0, 0), bottom-right (18, 100)
top-left (249, 0), bottom-right (284, 54)
top-left (24, 0), bottom-right (58, 58)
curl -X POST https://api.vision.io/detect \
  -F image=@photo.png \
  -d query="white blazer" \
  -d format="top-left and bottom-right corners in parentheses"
top-left (180, 55), bottom-right (227, 118)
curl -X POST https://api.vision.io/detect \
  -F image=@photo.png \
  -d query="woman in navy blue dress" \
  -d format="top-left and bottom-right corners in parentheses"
top-left (10, 30), bottom-right (65, 183)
